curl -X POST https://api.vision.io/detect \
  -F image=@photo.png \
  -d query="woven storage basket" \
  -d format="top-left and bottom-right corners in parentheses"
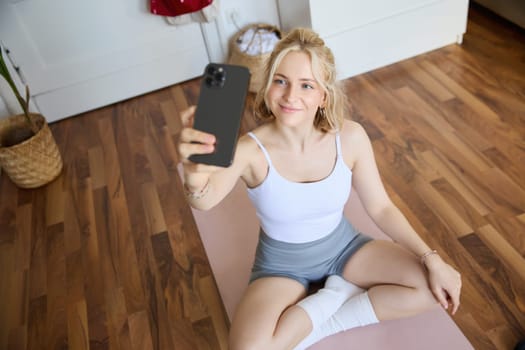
top-left (0, 113), bottom-right (63, 188)
top-left (228, 23), bottom-right (282, 93)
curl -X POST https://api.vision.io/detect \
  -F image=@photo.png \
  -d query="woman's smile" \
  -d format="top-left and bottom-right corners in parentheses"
top-left (279, 104), bottom-right (301, 113)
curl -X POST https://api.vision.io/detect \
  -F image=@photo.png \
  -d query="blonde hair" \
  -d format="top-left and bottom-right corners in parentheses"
top-left (253, 28), bottom-right (347, 132)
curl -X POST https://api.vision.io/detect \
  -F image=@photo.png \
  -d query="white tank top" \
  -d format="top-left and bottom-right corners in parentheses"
top-left (246, 132), bottom-right (352, 243)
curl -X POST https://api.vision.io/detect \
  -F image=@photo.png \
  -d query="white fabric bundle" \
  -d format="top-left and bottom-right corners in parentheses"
top-left (236, 27), bottom-right (280, 56)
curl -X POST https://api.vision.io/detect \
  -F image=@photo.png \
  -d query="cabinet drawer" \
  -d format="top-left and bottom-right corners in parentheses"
top-left (308, 0), bottom-right (443, 37)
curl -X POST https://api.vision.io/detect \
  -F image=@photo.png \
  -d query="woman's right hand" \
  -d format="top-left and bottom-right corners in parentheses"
top-left (177, 106), bottom-right (221, 192)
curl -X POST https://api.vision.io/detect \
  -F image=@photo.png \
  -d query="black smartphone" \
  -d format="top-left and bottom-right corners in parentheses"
top-left (189, 63), bottom-right (251, 167)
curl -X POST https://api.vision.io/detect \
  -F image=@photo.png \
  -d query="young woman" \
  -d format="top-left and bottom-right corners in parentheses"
top-left (177, 28), bottom-right (462, 350)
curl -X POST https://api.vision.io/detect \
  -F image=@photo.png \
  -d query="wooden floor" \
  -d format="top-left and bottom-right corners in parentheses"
top-left (1, 3), bottom-right (524, 350)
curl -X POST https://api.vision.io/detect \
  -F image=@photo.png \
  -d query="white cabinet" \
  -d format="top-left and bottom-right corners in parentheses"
top-left (0, 0), bottom-right (215, 122)
top-left (278, 0), bottom-right (469, 80)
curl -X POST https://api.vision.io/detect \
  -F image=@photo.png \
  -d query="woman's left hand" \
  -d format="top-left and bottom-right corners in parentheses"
top-left (424, 255), bottom-right (462, 315)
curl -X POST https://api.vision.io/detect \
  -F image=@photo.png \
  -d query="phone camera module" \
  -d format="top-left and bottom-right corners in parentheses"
top-left (205, 65), bottom-right (226, 88)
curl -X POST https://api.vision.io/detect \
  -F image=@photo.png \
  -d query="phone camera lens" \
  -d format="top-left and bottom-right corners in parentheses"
top-left (207, 66), bottom-right (218, 75)
top-left (215, 71), bottom-right (226, 82)
top-left (205, 77), bottom-right (215, 86)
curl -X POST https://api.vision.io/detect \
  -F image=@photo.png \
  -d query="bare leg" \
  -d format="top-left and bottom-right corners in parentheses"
top-left (343, 240), bottom-right (438, 320)
top-left (229, 276), bottom-right (310, 350)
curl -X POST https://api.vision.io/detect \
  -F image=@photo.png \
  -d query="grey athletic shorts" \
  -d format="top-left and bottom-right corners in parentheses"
top-left (250, 217), bottom-right (372, 290)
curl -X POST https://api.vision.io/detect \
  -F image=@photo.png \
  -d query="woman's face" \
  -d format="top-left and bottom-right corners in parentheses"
top-left (266, 51), bottom-right (325, 128)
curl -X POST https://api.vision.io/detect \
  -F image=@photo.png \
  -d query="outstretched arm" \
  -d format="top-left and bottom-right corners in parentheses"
top-left (342, 121), bottom-right (462, 314)
top-left (177, 106), bottom-right (249, 210)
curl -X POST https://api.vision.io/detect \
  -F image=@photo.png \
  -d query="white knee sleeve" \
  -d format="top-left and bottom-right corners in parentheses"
top-left (295, 291), bottom-right (379, 350)
top-left (296, 275), bottom-right (363, 329)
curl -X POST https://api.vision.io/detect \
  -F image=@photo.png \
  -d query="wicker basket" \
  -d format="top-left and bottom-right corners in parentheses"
top-left (0, 113), bottom-right (63, 188)
top-left (228, 23), bottom-right (282, 93)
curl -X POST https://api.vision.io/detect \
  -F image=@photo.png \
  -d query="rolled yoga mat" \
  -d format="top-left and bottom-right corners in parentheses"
top-left (185, 174), bottom-right (474, 349)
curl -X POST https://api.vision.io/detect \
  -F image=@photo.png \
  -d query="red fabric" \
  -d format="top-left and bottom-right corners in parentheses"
top-left (150, 0), bottom-right (212, 16)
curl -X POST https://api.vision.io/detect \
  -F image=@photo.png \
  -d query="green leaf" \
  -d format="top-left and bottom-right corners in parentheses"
top-left (0, 45), bottom-right (38, 133)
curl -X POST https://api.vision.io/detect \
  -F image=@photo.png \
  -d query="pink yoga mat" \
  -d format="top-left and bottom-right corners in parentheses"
top-left (182, 169), bottom-right (473, 349)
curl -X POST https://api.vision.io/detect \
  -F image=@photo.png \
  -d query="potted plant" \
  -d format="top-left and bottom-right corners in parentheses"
top-left (0, 45), bottom-right (63, 188)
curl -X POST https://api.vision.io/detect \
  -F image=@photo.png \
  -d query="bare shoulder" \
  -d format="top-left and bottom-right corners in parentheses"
top-left (339, 119), bottom-right (372, 167)
top-left (235, 127), bottom-right (270, 187)
top-left (233, 132), bottom-right (259, 167)
top-left (340, 119), bottom-right (370, 146)
top-left (237, 123), bottom-right (274, 153)
top-left (236, 132), bottom-right (259, 158)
